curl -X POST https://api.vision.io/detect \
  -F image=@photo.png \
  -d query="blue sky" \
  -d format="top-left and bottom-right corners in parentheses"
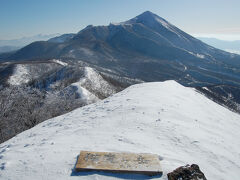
top-left (1, 0), bottom-right (240, 40)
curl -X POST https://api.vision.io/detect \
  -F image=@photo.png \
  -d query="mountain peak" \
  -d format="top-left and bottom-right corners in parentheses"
top-left (137, 10), bottom-right (158, 18)
top-left (139, 10), bottom-right (156, 16)
top-left (122, 11), bottom-right (170, 28)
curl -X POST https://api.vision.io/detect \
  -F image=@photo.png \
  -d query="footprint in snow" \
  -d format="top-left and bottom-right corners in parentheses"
top-left (118, 138), bottom-right (134, 145)
top-left (0, 162), bottom-right (6, 170)
top-left (28, 133), bottom-right (37, 137)
top-left (19, 160), bottom-right (27, 165)
top-left (0, 144), bottom-right (12, 154)
top-left (158, 156), bottom-right (164, 161)
top-left (191, 141), bottom-right (199, 144)
top-left (0, 149), bottom-right (6, 154)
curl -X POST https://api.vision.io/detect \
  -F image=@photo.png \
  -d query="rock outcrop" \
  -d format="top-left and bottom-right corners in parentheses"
top-left (167, 164), bottom-right (207, 180)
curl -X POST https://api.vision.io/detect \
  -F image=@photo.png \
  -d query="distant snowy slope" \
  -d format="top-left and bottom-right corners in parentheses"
top-left (8, 64), bottom-right (30, 85)
top-left (60, 66), bottom-right (118, 104)
top-left (0, 81), bottom-right (240, 180)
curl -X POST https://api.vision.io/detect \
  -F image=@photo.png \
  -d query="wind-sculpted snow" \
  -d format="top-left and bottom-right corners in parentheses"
top-left (0, 81), bottom-right (239, 180)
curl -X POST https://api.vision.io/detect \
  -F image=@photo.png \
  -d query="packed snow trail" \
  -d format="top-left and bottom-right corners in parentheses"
top-left (0, 81), bottom-right (240, 180)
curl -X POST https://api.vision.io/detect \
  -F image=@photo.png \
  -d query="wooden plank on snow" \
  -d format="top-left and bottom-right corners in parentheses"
top-left (75, 151), bottom-right (162, 176)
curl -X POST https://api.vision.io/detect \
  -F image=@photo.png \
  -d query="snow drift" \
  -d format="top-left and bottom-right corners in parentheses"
top-left (0, 80), bottom-right (239, 180)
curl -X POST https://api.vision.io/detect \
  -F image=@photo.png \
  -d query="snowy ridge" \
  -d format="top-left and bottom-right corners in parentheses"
top-left (0, 80), bottom-right (240, 180)
top-left (63, 67), bottom-right (116, 104)
top-left (154, 16), bottom-right (183, 39)
top-left (79, 67), bottom-right (117, 97)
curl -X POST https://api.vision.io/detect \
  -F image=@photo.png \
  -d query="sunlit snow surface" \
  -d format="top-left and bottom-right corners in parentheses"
top-left (0, 81), bottom-right (240, 180)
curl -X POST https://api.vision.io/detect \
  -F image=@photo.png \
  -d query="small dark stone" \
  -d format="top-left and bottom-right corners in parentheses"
top-left (167, 164), bottom-right (207, 180)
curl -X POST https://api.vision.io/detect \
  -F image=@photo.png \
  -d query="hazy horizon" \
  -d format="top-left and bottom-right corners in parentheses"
top-left (1, 32), bottom-right (240, 42)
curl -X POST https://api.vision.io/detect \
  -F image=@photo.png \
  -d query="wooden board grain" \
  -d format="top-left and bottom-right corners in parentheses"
top-left (75, 151), bottom-right (162, 176)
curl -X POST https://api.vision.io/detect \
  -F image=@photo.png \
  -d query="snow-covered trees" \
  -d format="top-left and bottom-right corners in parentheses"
top-left (0, 62), bottom-right (138, 143)
top-left (0, 86), bottom-right (85, 143)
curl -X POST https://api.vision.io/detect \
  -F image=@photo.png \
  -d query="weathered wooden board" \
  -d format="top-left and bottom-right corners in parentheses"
top-left (75, 151), bottom-right (162, 176)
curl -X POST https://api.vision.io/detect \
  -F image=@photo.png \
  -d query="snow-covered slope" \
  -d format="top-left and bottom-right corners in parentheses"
top-left (8, 64), bottom-right (30, 85)
top-left (6, 61), bottom-right (62, 86)
top-left (61, 66), bottom-right (118, 104)
top-left (78, 67), bottom-right (117, 98)
top-left (0, 81), bottom-right (240, 180)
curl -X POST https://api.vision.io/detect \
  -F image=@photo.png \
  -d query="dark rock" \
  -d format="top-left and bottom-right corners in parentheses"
top-left (167, 164), bottom-right (207, 180)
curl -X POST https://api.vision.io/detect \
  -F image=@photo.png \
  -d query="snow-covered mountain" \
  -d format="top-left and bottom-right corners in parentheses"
top-left (2, 11), bottom-right (240, 114)
top-left (0, 81), bottom-right (239, 180)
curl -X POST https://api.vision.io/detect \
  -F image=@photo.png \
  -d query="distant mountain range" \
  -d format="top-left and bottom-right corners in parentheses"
top-left (0, 46), bottom-right (20, 53)
top-left (1, 11), bottom-right (240, 142)
top-left (198, 37), bottom-right (240, 54)
top-left (0, 34), bottom-right (60, 53)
